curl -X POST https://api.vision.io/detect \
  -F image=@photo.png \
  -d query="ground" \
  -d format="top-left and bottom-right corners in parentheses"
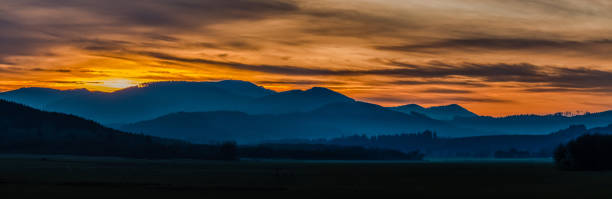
top-left (1, 155), bottom-right (611, 198)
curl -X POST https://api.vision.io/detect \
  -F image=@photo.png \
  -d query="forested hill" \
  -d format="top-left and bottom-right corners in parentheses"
top-left (266, 124), bottom-right (612, 158)
top-left (0, 99), bottom-right (232, 160)
top-left (0, 100), bottom-right (423, 160)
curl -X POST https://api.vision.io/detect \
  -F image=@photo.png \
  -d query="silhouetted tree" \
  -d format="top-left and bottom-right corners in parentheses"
top-left (554, 134), bottom-right (612, 170)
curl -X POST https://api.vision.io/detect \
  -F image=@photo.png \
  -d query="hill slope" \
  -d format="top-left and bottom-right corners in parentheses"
top-left (0, 100), bottom-right (229, 159)
top-left (449, 112), bottom-right (612, 135)
top-left (273, 124), bottom-right (612, 157)
top-left (121, 101), bottom-right (478, 143)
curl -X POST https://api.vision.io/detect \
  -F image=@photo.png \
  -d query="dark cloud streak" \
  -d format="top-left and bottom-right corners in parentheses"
top-left (142, 51), bottom-right (612, 92)
top-left (31, 68), bottom-right (72, 73)
top-left (362, 95), bottom-right (511, 104)
top-left (446, 96), bottom-right (512, 103)
top-left (392, 80), bottom-right (488, 87)
top-left (377, 38), bottom-right (612, 55)
top-left (421, 88), bottom-right (473, 94)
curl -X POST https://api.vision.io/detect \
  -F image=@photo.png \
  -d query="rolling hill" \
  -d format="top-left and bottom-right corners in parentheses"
top-left (0, 99), bottom-right (230, 159)
top-left (3, 80), bottom-right (612, 139)
top-left (271, 124), bottom-right (612, 157)
top-left (120, 101), bottom-right (480, 143)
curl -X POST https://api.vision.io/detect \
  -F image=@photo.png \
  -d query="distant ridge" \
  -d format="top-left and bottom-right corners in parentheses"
top-left (120, 101), bottom-right (474, 143)
top-left (270, 124), bottom-right (612, 158)
top-left (0, 87), bottom-right (92, 109)
top-left (389, 103), bottom-right (478, 120)
top-left (449, 111), bottom-right (612, 135)
top-left (0, 81), bottom-right (357, 124)
top-left (129, 80), bottom-right (275, 98)
top-left (1, 81), bottom-right (274, 124)
top-left (247, 87), bottom-right (355, 114)
top-left (2, 80), bottom-right (612, 138)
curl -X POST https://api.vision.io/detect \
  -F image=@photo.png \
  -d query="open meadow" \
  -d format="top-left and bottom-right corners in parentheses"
top-left (1, 155), bottom-right (611, 198)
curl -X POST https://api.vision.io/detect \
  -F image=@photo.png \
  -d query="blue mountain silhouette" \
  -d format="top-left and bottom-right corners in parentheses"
top-left (0, 87), bottom-right (91, 109)
top-left (389, 104), bottom-right (477, 120)
top-left (0, 99), bottom-right (225, 159)
top-left (0, 81), bottom-right (358, 124)
top-left (246, 87), bottom-right (355, 114)
top-left (120, 101), bottom-right (480, 143)
top-left (2, 80), bottom-right (612, 139)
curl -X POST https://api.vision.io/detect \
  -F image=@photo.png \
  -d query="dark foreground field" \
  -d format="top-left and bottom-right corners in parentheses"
top-left (1, 155), bottom-right (611, 198)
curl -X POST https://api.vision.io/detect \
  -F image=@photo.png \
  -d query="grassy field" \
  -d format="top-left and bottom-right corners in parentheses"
top-left (1, 155), bottom-right (611, 198)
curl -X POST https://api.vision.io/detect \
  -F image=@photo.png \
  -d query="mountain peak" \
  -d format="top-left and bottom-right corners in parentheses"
top-left (216, 80), bottom-right (261, 88)
top-left (305, 87), bottom-right (341, 95)
top-left (214, 80), bottom-right (275, 97)
top-left (432, 104), bottom-right (460, 108)
top-left (272, 87), bottom-right (352, 100)
top-left (305, 87), bottom-right (354, 102)
top-left (389, 103), bottom-right (477, 120)
top-left (308, 87), bottom-right (332, 91)
top-left (430, 104), bottom-right (469, 111)
top-left (116, 80), bottom-right (274, 98)
top-left (246, 86), bottom-right (354, 114)
top-left (427, 104), bottom-right (477, 117)
top-left (395, 104), bottom-right (425, 109)
top-left (428, 104), bottom-right (462, 110)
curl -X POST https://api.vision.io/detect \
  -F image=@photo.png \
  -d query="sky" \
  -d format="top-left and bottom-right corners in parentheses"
top-left (0, 0), bottom-right (611, 116)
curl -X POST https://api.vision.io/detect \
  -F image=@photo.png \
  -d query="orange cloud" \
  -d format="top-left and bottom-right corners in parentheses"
top-left (1, 0), bottom-right (612, 116)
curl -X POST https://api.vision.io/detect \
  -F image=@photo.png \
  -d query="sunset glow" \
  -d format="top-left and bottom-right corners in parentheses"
top-left (1, 0), bottom-right (612, 116)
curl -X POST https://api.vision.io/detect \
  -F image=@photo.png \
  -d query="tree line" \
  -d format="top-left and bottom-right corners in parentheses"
top-left (555, 134), bottom-right (612, 171)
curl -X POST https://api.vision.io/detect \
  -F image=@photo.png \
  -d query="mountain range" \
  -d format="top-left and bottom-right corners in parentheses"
top-left (120, 101), bottom-right (470, 143)
top-left (0, 80), bottom-right (487, 125)
top-left (2, 80), bottom-right (612, 142)
top-left (0, 80), bottom-right (355, 124)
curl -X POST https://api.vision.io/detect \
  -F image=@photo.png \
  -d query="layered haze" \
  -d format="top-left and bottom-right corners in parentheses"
top-left (3, 80), bottom-right (612, 143)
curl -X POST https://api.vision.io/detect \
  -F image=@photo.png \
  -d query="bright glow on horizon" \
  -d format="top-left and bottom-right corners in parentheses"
top-left (93, 79), bottom-right (138, 91)
top-left (1, 0), bottom-right (612, 116)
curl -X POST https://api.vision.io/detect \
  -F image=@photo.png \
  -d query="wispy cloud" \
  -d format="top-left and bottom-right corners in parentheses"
top-left (141, 51), bottom-right (612, 91)
top-left (391, 80), bottom-right (488, 87)
top-left (421, 88), bottom-right (473, 94)
top-left (377, 38), bottom-right (612, 55)
top-left (31, 68), bottom-right (72, 73)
